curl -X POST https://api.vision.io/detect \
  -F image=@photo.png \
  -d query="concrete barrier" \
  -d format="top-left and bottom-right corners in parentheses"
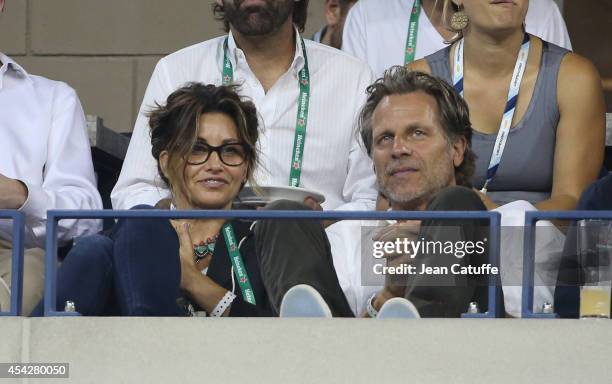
top-left (0, 318), bottom-right (610, 383)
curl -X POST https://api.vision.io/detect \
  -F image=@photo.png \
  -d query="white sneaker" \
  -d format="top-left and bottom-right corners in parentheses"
top-left (377, 297), bottom-right (421, 319)
top-left (279, 284), bottom-right (333, 318)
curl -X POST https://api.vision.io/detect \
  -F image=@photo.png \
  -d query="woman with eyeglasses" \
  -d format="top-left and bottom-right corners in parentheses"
top-left (32, 81), bottom-right (356, 318)
top-left (33, 83), bottom-right (272, 316)
top-left (408, 0), bottom-right (605, 211)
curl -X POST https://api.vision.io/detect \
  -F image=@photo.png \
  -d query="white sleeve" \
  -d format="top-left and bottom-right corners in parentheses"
top-left (326, 221), bottom-right (359, 315)
top-left (531, 2), bottom-right (572, 50)
top-left (111, 59), bottom-right (173, 210)
top-left (327, 221), bottom-right (382, 316)
top-left (341, 1), bottom-right (367, 61)
top-left (338, 67), bottom-right (377, 211)
top-left (19, 83), bottom-right (102, 246)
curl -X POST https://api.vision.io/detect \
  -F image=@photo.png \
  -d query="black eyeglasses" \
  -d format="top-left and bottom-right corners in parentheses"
top-left (186, 142), bottom-right (249, 167)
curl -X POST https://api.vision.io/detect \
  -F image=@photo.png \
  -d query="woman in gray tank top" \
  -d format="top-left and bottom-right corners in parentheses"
top-left (407, 0), bottom-right (605, 210)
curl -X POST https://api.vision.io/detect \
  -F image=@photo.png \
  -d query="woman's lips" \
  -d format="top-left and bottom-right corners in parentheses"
top-left (199, 178), bottom-right (228, 188)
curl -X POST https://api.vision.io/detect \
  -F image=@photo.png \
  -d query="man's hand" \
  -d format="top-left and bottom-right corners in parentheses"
top-left (373, 221), bottom-right (421, 298)
top-left (0, 174), bottom-right (28, 209)
top-left (303, 196), bottom-right (322, 211)
top-left (303, 196), bottom-right (336, 228)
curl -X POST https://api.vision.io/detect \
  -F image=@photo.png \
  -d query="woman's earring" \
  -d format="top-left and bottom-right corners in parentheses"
top-left (450, 7), bottom-right (469, 31)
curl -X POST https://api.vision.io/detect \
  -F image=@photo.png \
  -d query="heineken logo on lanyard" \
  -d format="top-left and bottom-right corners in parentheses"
top-left (222, 223), bottom-right (256, 305)
top-left (453, 33), bottom-right (531, 193)
top-left (221, 36), bottom-right (311, 188)
top-left (404, 0), bottom-right (422, 64)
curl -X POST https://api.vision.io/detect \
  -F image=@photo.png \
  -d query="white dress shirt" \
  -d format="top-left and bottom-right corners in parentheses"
top-left (342, 0), bottom-right (572, 77)
top-left (0, 53), bottom-right (102, 248)
top-left (111, 32), bottom-right (377, 211)
top-left (327, 203), bottom-right (564, 317)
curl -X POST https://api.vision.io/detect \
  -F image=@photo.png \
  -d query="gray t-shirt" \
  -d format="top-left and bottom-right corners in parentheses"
top-left (426, 41), bottom-right (570, 205)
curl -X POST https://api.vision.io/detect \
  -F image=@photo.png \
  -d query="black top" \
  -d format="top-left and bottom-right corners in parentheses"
top-left (206, 218), bottom-right (272, 316)
top-left (112, 205), bottom-right (272, 317)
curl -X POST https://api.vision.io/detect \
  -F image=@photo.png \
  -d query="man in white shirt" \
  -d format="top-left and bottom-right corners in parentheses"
top-left (260, 68), bottom-right (492, 318)
top-left (327, 67), bottom-right (491, 317)
top-left (112, 0), bottom-right (377, 211)
top-left (0, 0), bottom-right (102, 315)
top-left (342, 0), bottom-right (572, 77)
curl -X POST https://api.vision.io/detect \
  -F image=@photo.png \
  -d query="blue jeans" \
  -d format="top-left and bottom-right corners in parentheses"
top-left (31, 215), bottom-right (184, 316)
top-left (30, 233), bottom-right (116, 316)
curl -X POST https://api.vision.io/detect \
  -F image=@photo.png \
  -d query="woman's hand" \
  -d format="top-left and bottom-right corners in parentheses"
top-left (171, 220), bottom-right (201, 291)
top-left (171, 220), bottom-right (234, 315)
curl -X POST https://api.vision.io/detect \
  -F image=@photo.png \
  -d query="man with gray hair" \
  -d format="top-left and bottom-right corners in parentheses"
top-left (318, 66), bottom-right (493, 317)
top-left (273, 67), bottom-right (495, 318)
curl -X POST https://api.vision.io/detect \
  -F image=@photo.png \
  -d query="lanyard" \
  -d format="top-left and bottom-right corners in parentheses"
top-left (221, 222), bottom-right (256, 305)
top-left (222, 36), bottom-right (311, 187)
top-left (452, 33), bottom-right (530, 193)
top-left (404, 0), bottom-right (422, 64)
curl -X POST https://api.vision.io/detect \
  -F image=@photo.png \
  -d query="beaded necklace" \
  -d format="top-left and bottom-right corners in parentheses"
top-left (193, 234), bottom-right (219, 263)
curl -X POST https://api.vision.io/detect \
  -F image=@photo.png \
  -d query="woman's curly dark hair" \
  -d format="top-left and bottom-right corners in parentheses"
top-left (148, 82), bottom-right (260, 197)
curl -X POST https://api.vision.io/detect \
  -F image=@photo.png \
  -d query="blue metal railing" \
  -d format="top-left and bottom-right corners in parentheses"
top-left (0, 210), bottom-right (25, 316)
top-left (522, 210), bottom-right (612, 318)
top-left (44, 209), bottom-right (503, 317)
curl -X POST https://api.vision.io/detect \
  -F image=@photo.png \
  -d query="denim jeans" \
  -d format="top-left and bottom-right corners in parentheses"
top-left (30, 233), bottom-right (116, 316)
top-left (31, 215), bottom-right (184, 316)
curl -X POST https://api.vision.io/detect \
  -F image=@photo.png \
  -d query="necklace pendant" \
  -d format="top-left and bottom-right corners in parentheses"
top-left (193, 237), bottom-right (218, 262)
top-left (194, 245), bottom-right (207, 256)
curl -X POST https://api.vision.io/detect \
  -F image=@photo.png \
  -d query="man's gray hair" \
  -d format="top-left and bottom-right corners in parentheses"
top-left (358, 66), bottom-right (476, 187)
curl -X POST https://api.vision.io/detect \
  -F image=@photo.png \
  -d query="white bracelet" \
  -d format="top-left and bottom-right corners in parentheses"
top-left (210, 291), bottom-right (237, 317)
top-left (366, 293), bottom-right (378, 318)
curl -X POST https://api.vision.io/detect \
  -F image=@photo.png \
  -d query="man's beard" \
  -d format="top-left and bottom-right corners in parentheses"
top-left (224, 0), bottom-right (294, 36)
top-left (378, 154), bottom-right (455, 210)
top-left (378, 173), bottom-right (436, 210)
